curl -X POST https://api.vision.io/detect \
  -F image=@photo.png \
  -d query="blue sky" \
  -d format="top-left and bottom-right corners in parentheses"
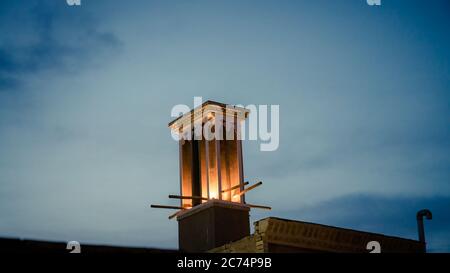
top-left (0, 0), bottom-right (449, 252)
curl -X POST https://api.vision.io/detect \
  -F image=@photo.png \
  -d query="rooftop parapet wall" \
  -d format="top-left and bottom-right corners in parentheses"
top-left (209, 217), bottom-right (425, 253)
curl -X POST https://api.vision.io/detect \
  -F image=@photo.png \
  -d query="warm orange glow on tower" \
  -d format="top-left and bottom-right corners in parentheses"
top-left (168, 101), bottom-right (249, 208)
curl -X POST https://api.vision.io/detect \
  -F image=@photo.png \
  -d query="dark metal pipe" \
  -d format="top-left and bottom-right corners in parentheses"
top-left (234, 181), bottom-right (263, 197)
top-left (416, 209), bottom-right (432, 244)
top-left (168, 195), bottom-right (208, 201)
top-left (151, 204), bottom-right (186, 210)
top-left (221, 181), bottom-right (249, 193)
top-left (245, 203), bottom-right (272, 210)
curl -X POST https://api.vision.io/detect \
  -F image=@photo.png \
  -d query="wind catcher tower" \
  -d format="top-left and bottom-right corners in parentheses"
top-left (151, 100), bottom-right (270, 252)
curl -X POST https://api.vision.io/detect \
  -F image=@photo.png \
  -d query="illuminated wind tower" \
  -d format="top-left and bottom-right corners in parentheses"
top-left (169, 100), bottom-right (249, 207)
top-left (151, 100), bottom-right (269, 252)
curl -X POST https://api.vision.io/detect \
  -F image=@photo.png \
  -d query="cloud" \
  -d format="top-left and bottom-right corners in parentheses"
top-left (0, 0), bottom-right (122, 92)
